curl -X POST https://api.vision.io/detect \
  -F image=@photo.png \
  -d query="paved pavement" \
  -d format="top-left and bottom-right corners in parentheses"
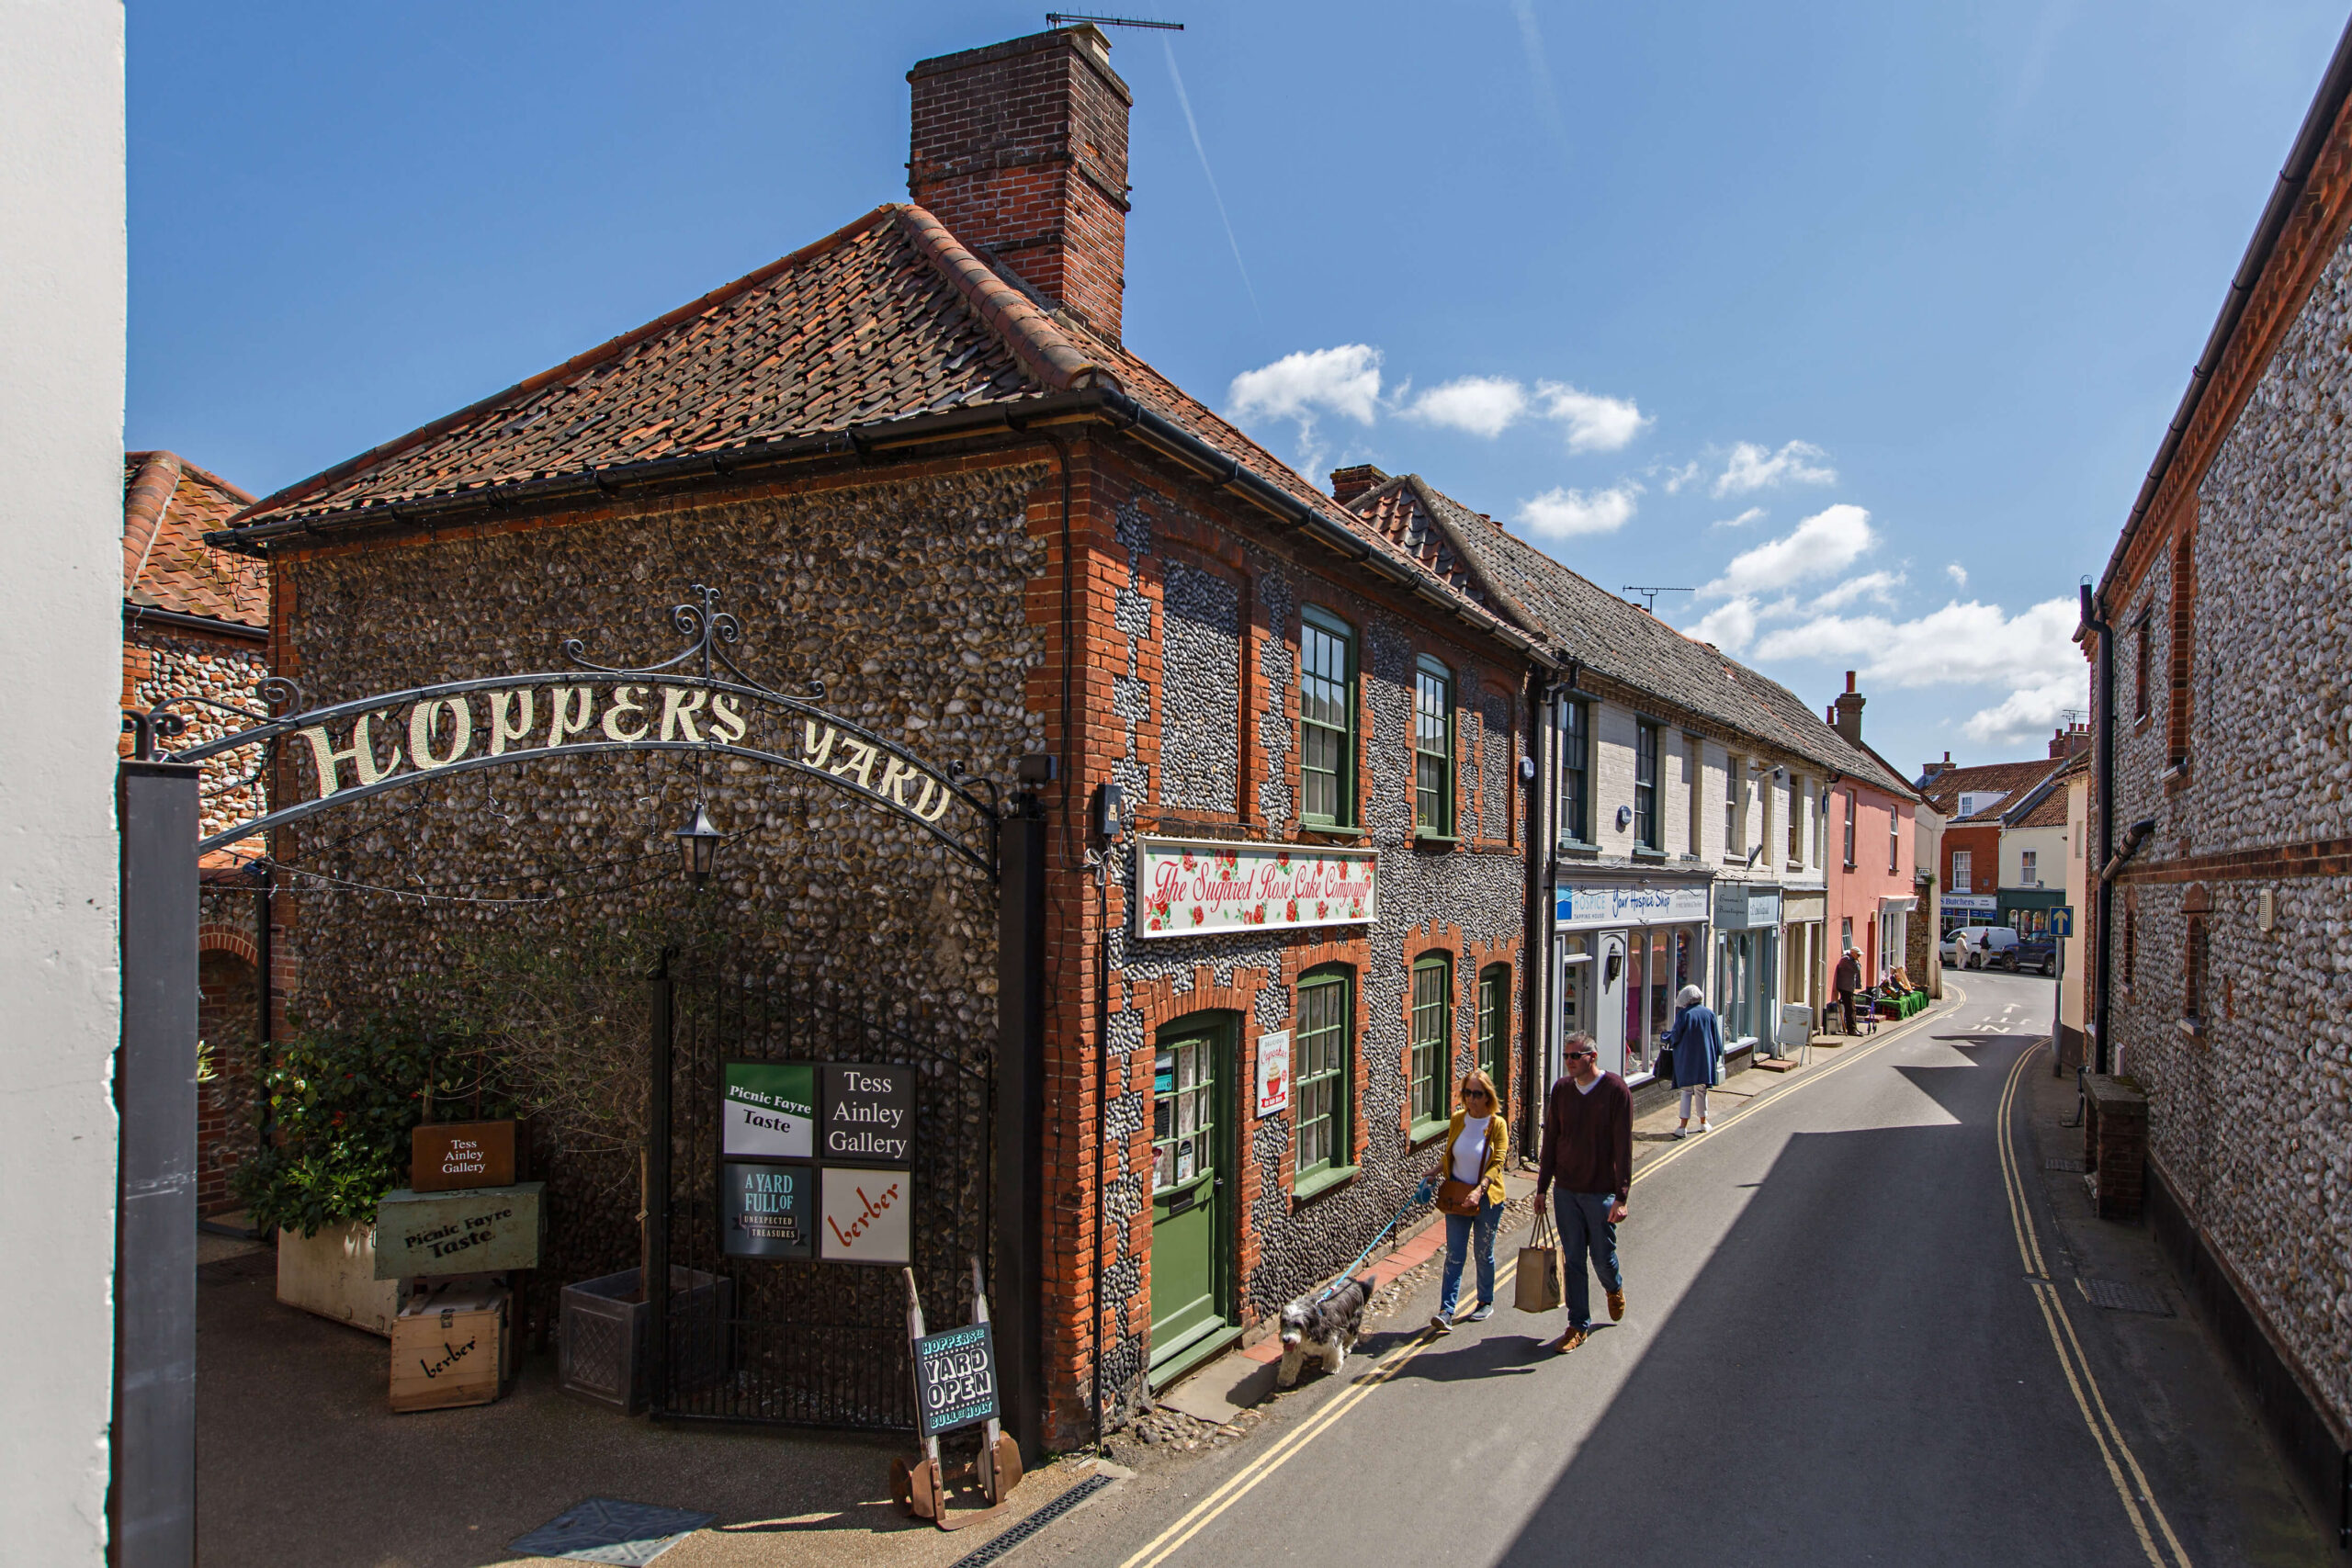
top-left (1046, 973), bottom-right (2332, 1568)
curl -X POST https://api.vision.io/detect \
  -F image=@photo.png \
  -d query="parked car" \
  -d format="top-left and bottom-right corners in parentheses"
top-left (2012, 933), bottom-right (2057, 976)
top-left (1949, 926), bottom-right (2019, 970)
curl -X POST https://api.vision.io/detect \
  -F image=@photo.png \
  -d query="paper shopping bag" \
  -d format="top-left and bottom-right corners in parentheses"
top-left (1515, 1210), bottom-right (1564, 1313)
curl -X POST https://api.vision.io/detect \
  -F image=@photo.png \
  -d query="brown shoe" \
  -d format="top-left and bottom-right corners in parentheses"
top-left (1546, 1327), bottom-right (1589, 1355)
top-left (1607, 1290), bottom-right (1625, 1322)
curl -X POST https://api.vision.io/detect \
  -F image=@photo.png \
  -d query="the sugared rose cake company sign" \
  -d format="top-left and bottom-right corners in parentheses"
top-left (1134, 837), bottom-right (1376, 939)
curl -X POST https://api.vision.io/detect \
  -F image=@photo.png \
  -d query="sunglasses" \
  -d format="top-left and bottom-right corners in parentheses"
top-left (1566, 1049), bottom-right (1597, 1061)
top-left (1464, 1089), bottom-right (1493, 1101)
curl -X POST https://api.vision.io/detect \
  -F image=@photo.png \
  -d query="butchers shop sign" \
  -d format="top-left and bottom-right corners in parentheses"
top-left (1133, 836), bottom-right (1376, 939)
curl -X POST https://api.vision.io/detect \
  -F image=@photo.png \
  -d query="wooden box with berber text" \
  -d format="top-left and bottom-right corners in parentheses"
top-left (390, 1281), bottom-right (514, 1413)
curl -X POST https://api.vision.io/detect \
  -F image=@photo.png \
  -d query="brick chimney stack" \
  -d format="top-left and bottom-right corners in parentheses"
top-left (1329, 464), bottom-right (1391, 506)
top-left (908, 27), bottom-right (1132, 342)
top-left (1832, 670), bottom-right (1866, 746)
top-left (2049, 723), bottom-right (2090, 760)
top-left (1919, 750), bottom-right (1952, 784)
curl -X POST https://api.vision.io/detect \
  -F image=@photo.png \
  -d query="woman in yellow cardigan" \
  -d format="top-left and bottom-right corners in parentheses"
top-left (1430, 1068), bottom-right (1510, 1332)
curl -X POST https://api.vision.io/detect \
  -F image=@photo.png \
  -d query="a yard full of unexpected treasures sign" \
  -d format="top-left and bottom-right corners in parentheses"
top-left (1134, 837), bottom-right (1376, 939)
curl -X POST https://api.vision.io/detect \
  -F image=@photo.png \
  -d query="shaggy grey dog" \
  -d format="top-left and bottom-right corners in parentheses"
top-left (1275, 1275), bottom-right (1375, 1388)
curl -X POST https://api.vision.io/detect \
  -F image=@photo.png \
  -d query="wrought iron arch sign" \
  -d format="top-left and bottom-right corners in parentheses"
top-left (134, 584), bottom-right (1003, 876)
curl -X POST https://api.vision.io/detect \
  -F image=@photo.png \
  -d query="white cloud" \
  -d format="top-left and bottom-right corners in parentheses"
top-left (1713, 506), bottom-right (1766, 529)
top-left (1661, 460), bottom-right (1702, 493)
top-left (1811, 570), bottom-right (1905, 612)
top-left (1752, 595), bottom-right (2080, 691)
top-left (1700, 503), bottom-right (1874, 598)
top-left (1535, 382), bottom-right (1649, 453)
top-left (1228, 344), bottom-right (1383, 425)
top-left (1713, 439), bottom-right (1838, 498)
top-left (1688, 597), bottom-right (1758, 654)
top-left (1945, 562), bottom-right (1968, 588)
top-left (1517, 482), bottom-right (1641, 539)
top-left (1962, 676), bottom-right (2086, 745)
top-left (1404, 376), bottom-right (1528, 437)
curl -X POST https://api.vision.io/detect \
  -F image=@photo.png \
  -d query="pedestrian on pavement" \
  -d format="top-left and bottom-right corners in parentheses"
top-left (1430, 1068), bottom-right (1510, 1334)
top-left (1661, 984), bottom-right (1723, 1137)
top-left (1835, 946), bottom-right (1864, 1034)
top-left (1533, 1032), bottom-right (1632, 1355)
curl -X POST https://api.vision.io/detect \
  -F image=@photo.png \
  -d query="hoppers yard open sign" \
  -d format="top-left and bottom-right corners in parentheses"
top-left (1133, 836), bottom-right (1375, 939)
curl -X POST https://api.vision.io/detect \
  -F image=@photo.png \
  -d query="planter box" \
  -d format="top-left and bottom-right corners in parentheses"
top-left (278, 1222), bottom-right (402, 1338)
top-left (390, 1281), bottom-right (514, 1412)
top-left (560, 1266), bottom-right (733, 1414)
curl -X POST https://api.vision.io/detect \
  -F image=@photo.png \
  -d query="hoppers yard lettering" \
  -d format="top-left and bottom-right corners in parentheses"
top-left (295, 680), bottom-right (957, 823)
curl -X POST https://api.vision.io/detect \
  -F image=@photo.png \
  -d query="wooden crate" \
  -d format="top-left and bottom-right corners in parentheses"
top-left (390, 1281), bottom-right (513, 1413)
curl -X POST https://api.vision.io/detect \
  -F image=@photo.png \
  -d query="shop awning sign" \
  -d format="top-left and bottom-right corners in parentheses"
top-left (1555, 881), bottom-right (1711, 929)
top-left (1133, 836), bottom-right (1375, 939)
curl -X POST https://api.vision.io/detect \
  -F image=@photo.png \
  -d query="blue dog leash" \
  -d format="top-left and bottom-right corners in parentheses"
top-left (1312, 1179), bottom-right (1436, 1303)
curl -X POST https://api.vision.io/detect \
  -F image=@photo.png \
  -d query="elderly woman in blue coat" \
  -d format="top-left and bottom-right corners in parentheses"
top-left (1662, 984), bottom-right (1724, 1138)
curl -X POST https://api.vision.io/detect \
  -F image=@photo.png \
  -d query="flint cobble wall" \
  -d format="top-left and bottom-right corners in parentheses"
top-left (124, 623), bottom-right (270, 843)
top-left (271, 462), bottom-right (1050, 1325)
top-left (2103, 217), bottom-right (2352, 1434)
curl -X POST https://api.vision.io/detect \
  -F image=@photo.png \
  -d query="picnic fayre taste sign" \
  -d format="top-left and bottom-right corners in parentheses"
top-left (1133, 837), bottom-right (1375, 939)
top-left (723, 1062), bottom-right (815, 1158)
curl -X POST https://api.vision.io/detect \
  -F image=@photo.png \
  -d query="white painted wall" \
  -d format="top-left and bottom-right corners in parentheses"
top-left (2002, 822), bottom-right (2069, 888)
top-left (0, 4), bottom-right (126, 1560)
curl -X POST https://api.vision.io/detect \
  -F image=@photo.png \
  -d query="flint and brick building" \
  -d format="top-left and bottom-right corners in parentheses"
top-left (217, 26), bottom-right (1549, 1438)
top-left (2085, 17), bottom-right (2352, 1526)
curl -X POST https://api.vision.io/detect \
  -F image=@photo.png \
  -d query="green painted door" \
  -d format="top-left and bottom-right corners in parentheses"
top-left (1150, 1023), bottom-right (1227, 1369)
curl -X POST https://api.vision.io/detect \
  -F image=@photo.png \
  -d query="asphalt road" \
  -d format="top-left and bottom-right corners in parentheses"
top-left (1072, 973), bottom-right (2327, 1568)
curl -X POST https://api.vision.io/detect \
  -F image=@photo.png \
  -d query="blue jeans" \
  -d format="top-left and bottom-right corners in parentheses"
top-left (1557, 1190), bottom-right (1623, 1329)
top-left (1439, 1195), bottom-right (1501, 1315)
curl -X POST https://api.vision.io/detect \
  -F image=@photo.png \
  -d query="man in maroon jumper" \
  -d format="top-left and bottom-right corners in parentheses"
top-left (1533, 1032), bottom-right (1632, 1354)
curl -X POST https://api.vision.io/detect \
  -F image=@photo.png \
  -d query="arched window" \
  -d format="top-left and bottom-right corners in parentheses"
top-left (1293, 965), bottom-right (1353, 1188)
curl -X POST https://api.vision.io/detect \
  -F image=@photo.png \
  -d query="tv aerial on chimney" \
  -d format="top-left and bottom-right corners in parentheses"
top-left (1623, 585), bottom-right (1692, 613)
top-left (1045, 12), bottom-right (1185, 28)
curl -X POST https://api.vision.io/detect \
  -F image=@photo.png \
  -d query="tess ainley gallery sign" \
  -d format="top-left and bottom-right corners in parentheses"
top-left (1133, 836), bottom-right (1376, 939)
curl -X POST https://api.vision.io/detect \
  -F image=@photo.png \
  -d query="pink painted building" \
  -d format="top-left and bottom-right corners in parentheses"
top-left (1821, 673), bottom-right (1921, 985)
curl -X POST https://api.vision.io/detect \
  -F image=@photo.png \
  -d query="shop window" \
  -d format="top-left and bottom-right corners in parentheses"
top-left (1414, 658), bottom-right (1454, 837)
top-left (1842, 790), bottom-right (1857, 868)
top-left (1557, 699), bottom-right (1589, 844)
top-left (1476, 964), bottom-right (1510, 1089)
top-left (1408, 953), bottom-right (1452, 1135)
top-left (1634, 722), bottom-right (1660, 851)
top-left (1293, 965), bottom-right (1352, 1184)
top-left (1951, 849), bottom-right (1972, 893)
top-left (1300, 608), bottom-right (1357, 828)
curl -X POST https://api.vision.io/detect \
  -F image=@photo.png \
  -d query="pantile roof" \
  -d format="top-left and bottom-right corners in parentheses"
top-left (1918, 758), bottom-right (2066, 824)
top-left (228, 204), bottom-right (1517, 644)
top-left (1351, 475), bottom-right (1916, 799)
top-left (123, 452), bottom-right (266, 628)
top-left (2003, 751), bottom-right (2086, 830)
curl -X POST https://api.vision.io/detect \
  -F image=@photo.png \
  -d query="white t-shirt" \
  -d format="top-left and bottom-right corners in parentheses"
top-left (1452, 1115), bottom-right (1492, 1182)
top-left (1575, 1075), bottom-right (1600, 1095)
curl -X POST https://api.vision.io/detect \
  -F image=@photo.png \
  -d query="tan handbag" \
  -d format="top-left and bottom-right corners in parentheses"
top-left (1435, 1127), bottom-right (1491, 1217)
top-left (1515, 1209), bottom-right (1565, 1313)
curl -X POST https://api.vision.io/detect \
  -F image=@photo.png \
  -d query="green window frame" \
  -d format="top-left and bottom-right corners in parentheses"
top-left (1292, 966), bottom-right (1354, 1193)
top-left (1557, 699), bottom-right (1589, 844)
top-left (1300, 608), bottom-right (1357, 829)
top-left (1476, 963), bottom-right (1510, 1087)
top-left (1414, 657), bottom-right (1453, 837)
top-left (1408, 953), bottom-right (1453, 1137)
top-left (1634, 720), bottom-right (1660, 851)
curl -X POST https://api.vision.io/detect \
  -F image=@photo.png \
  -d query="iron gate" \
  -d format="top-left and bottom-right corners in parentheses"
top-left (646, 952), bottom-right (992, 1432)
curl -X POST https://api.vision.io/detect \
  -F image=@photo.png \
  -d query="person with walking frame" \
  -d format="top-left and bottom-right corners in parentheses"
top-left (1533, 1032), bottom-right (1632, 1354)
top-left (1835, 945), bottom-right (1864, 1034)
top-left (1661, 983), bottom-right (1723, 1138)
top-left (1429, 1068), bottom-right (1509, 1333)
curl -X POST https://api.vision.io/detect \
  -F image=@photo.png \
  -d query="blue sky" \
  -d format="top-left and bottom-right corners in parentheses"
top-left (130, 1), bottom-right (2347, 774)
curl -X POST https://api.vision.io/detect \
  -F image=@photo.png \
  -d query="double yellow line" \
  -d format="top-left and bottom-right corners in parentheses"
top-left (1116, 996), bottom-right (1966, 1568)
top-left (1995, 1042), bottom-right (2191, 1568)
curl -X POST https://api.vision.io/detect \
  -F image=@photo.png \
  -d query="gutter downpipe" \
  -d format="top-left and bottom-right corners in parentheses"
top-left (2083, 581), bottom-right (2116, 1076)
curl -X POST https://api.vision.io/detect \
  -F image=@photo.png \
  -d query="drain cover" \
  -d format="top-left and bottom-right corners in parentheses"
top-left (2078, 1278), bottom-right (2171, 1315)
top-left (2043, 1156), bottom-right (2088, 1173)
top-left (950, 1472), bottom-right (1116, 1568)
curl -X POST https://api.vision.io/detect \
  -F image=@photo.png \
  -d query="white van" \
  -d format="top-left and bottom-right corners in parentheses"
top-left (1944, 926), bottom-right (2018, 970)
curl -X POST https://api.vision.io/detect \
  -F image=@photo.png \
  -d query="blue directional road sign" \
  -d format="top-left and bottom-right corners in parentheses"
top-left (2050, 906), bottom-right (2074, 939)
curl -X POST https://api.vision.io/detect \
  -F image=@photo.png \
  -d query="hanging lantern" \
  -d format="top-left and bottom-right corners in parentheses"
top-left (675, 802), bottom-right (722, 890)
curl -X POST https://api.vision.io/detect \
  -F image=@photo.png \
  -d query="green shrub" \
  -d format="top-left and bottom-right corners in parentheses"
top-left (231, 1013), bottom-right (503, 1238)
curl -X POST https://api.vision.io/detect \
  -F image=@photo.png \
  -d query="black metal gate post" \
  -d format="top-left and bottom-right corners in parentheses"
top-left (995, 798), bottom-right (1048, 1462)
top-left (114, 759), bottom-right (200, 1568)
top-left (646, 949), bottom-right (674, 1417)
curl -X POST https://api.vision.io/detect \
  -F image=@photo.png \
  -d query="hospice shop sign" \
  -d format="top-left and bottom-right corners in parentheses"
top-left (1555, 881), bottom-right (1712, 930)
top-left (1133, 836), bottom-right (1375, 939)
